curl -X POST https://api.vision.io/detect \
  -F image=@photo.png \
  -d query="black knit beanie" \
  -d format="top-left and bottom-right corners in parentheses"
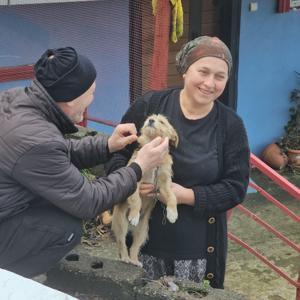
top-left (34, 47), bottom-right (97, 102)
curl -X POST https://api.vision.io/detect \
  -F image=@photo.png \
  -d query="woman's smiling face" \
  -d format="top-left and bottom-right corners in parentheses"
top-left (182, 56), bottom-right (229, 106)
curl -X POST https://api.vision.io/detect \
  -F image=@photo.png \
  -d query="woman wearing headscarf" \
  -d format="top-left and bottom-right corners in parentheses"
top-left (105, 36), bottom-right (250, 289)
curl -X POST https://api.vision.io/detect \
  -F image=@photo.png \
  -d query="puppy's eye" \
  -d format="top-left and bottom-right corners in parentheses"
top-left (159, 120), bottom-right (164, 124)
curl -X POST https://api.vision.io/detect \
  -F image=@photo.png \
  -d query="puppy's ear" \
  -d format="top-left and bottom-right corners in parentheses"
top-left (170, 131), bottom-right (179, 148)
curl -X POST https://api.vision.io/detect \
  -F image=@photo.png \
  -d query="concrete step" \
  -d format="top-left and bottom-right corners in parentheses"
top-left (45, 243), bottom-right (247, 300)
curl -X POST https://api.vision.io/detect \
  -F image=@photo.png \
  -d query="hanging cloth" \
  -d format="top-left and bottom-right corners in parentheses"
top-left (150, 0), bottom-right (171, 89)
top-left (152, 0), bottom-right (184, 43)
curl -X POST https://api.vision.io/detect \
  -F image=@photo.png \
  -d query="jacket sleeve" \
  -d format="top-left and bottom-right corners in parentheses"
top-left (192, 116), bottom-right (250, 216)
top-left (67, 134), bottom-right (110, 169)
top-left (105, 98), bottom-right (148, 174)
top-left (12, 141), bottom-right (138, 219)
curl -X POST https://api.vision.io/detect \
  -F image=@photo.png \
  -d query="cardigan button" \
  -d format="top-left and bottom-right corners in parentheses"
top-left (208, 217), bottom-right (216, 224)
top-left (207, 273), bottom-right (214, 279)
top-left (207, 246), bottom-right (215, 253)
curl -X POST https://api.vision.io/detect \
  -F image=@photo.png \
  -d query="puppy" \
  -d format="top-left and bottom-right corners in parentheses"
top-left (99, 210), bottom-right (112, 225)
top-left (112, 114), bottom-right (179, 266)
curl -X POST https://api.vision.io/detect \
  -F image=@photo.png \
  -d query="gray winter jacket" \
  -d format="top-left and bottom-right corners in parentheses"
top-left (0, 80), bottom-right (138, 221)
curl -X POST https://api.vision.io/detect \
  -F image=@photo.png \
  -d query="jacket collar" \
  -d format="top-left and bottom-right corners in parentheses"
top-left (26, 80), bottom-right (78, 135)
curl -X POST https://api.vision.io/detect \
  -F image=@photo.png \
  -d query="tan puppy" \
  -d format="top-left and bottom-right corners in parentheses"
top-left (112, 114), bottom-right (179, 266)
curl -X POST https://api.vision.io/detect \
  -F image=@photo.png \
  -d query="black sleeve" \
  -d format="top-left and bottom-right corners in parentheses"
top-left (67, 135), bottom-right (110, 169)
top-left (192, 116), bottom-right (250, 216)
top-left (104, 97), bottom-right (149, 175)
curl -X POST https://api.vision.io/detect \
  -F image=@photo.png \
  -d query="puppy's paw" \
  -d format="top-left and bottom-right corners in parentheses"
top-left (101, 210), bottom-right (112, 225)
top-left (129, 212), bottom-right (140, 226)
top-left (129, 259), bottom-right (143, 268)
top-left (120, 256), bottom-right (131, 264)
top-left (166, 207), bottom-right (178, 223)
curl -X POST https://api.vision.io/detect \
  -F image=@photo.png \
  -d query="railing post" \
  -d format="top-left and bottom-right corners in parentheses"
top-left (296, 270), bottom-right (300, 300)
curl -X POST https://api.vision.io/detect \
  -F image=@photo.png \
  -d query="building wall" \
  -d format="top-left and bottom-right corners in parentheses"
top-left (0, 0), bottom-right (129, 134)
top-left (238, 0), bottom-right (300, 154)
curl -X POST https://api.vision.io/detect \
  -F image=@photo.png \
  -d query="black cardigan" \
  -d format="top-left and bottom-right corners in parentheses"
top-left (105, 87), bottom-right (250, 288)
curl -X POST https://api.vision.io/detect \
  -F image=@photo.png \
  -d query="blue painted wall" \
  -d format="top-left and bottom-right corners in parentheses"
top-left (238, 0), bottom-right (300, 154)
top-left (0, 0), bottom-right (129, 134)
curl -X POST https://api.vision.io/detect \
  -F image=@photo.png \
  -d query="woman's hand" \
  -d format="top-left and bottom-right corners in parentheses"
top-left (139, 182), bottom-right (195, 206)
top-left (139, 183), bottom-right (155, 198)
top-left (159, 182), bottom-right (195, 206)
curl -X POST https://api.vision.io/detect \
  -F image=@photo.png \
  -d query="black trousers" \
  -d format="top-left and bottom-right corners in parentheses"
top-left (0, 200), bottom-right (83, 277)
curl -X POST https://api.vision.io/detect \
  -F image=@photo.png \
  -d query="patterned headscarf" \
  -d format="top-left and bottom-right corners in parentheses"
top-left (176, 36), bottom-right (232, 75)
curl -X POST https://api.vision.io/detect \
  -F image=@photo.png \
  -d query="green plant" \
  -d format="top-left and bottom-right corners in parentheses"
top-left (183, 279), bottom-right (211, 296)
top-left (280, 72), bottom-right (300, 150)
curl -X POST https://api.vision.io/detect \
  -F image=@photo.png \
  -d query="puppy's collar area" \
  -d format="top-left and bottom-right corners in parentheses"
top-left (153, 166), bottom-right (168, 225)
top-left (153, 166), bottom-right (160, 196)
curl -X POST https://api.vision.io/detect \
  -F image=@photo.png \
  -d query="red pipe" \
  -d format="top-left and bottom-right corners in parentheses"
top-left (87, 115), bottom-right (117, 128)
top-left (0, 65), bottom-right (34, 82)
top-left (228, 232), bottom-right (300, 288)
top-left (237, 204), bottom-right (300, 252)
top-left (249, 181), bottom-right (300, 223)
top-left (297, 272), bottom-right (300, 300)
top-left (250, 153), bottom-right (300, 200)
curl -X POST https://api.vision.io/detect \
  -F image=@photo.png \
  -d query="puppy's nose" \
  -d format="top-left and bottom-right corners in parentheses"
top-left (148, 119), bottom-right (155, 126)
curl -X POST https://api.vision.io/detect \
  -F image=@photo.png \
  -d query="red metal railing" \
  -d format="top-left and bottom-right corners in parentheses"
top-left (228, 153), bottom-right (300, 300)
top-left (0, 65), bottom-right (34, 83)
top-left (249, 153), bottom-right (300, 200)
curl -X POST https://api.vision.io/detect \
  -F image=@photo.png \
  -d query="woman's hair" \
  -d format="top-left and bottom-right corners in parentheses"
top-left (176, 36), bottom-right (232, 75)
